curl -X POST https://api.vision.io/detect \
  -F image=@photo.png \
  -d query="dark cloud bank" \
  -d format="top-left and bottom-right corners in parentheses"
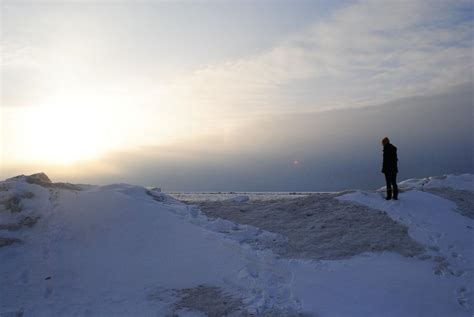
top-left (88, 84), bottom-right (471, 192)
top-left (9, 84), bottom-right (471, 192)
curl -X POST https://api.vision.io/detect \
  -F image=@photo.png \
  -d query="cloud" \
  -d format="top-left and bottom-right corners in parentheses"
top-left (3, 83), bottom-right (471, 190)
top-left (1, 0), bottom-right (472, 172)
top-left (2, 0), bottom-right (471, 114)
top-left (98, 84), bottom-right (474, 191)
top-left (3, 0), bottom-right (471, 115)
top-left (161, 0), bottom-right (473, 120)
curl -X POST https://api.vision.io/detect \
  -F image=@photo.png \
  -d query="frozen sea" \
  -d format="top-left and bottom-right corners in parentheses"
top-left (168, 191), bottom-right (317, 202)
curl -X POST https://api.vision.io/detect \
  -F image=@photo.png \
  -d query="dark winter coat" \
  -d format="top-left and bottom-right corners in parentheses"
top-left (382, 143), bottom-right (398, 174)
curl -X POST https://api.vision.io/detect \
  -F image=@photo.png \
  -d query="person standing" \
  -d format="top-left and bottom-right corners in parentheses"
top-left (381, 137), bottom-right (398, 200)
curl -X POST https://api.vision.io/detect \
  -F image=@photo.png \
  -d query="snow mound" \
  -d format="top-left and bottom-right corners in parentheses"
top-left (423, 187), bottom-right (474, 219)
top-left (1, 173), bottom-right (473, 316)
top-left (337, 188), bottom-right (474, 315)
top-left (394, 174), bottom-right (474, 219)
top-left (7, 172), bottom-right (52, 184)
top-left (7, 172), bottom-right (82, 190)
top-left (0, 173), bottom-right (302, 316)
top-left (397, 173), bottom-right (473, 192)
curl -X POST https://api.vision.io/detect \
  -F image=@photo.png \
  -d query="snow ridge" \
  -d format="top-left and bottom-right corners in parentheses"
top-left (1, 173), bottom-right (473, 316)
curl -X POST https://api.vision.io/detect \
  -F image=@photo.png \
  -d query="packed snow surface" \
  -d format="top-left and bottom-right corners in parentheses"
top-left (1, 173), bottom-right (473, 316)
top-left (191, 193), bottom-right (424, 260)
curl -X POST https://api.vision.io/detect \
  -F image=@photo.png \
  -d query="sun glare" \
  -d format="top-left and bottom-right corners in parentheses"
top-left (12, 94), bottom-right (121, 165)
top-left (2, 83), bottom-right (201, 168)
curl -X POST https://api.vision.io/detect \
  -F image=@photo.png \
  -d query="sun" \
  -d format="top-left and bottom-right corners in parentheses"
top-left (14, 94), bottom-right (120, 165)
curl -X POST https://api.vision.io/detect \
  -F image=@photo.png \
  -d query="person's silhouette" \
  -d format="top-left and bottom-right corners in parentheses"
top-left (381, 137), bottom-right (398, 200)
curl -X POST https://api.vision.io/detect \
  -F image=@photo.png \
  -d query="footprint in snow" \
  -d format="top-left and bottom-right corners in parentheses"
top-left (428, 232), bottom-right (443, 244)
top-left (456, 287), bottom-right (470, 310)
top-left (449, 269), bottom-right (465, 277)
top-left (44, 285), bottom-right (53, 299)
top-left (42, 248), bottom-right (50, 260)
top-left (43, 274), bottom-right (53, 299)
top-left (19, 270), bottom-right (29, 284)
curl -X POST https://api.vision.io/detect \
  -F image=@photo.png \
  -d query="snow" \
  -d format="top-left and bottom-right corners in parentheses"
top-left (1, 173), bottom-right (473, 316)
top-left (291, 252), bottom-right (468, 316)
top-left (190, 193), bottom-right (423, 260)
top-left (336, 189), bottom-right (474, 316)
top-left (170, 192), bottom-right (310, 202)
top-left (397, 173), bottom-right (473, 192)
top-left (227, 195), bottom-right (250, 203)
top-left (0, 177), bottom-right (299, 316)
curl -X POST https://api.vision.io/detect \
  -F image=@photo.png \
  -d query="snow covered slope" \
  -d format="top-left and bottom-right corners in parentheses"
top-left (0, 173), bottom-right (473, 316)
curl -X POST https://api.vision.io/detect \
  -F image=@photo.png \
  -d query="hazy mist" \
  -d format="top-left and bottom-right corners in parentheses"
top-left (1, 0), bottom-right (472, 191)
top-left (6, 85), bottom-right (468, 192)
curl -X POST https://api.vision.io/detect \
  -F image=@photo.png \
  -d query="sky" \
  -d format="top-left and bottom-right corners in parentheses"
top-left (1, 0), bottom-right (473, 191)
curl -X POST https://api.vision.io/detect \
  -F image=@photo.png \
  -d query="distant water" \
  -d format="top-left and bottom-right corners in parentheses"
top-left (168, 191), bottom-right (326, 202)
